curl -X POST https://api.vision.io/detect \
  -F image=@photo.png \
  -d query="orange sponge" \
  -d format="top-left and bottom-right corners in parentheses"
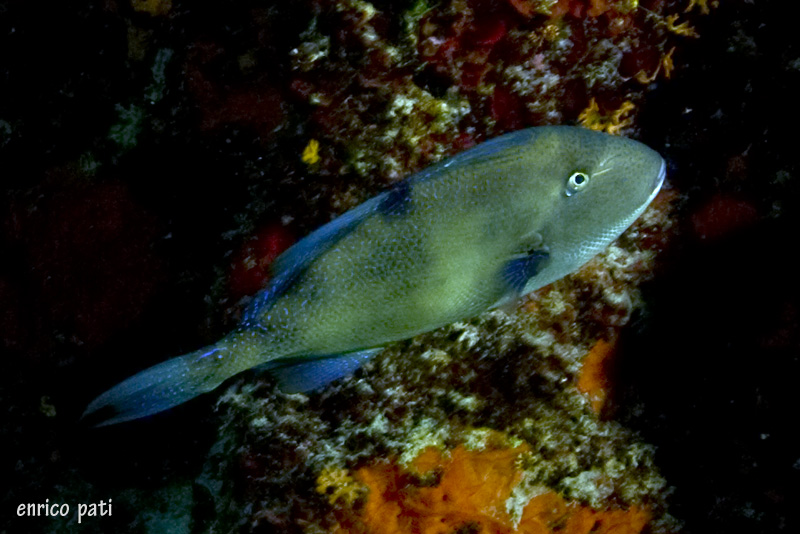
top-left (577, 338), bottom-right (617, 415)
top-left (327, 443), bottom-right (650, 534)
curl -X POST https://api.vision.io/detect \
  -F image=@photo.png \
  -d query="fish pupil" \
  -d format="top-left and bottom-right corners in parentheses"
top-left (565, 172), bottom-right (589, 197)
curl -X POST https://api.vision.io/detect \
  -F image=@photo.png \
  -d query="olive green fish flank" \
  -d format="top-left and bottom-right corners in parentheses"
top-left (83, 126), bottom-right (665, 426)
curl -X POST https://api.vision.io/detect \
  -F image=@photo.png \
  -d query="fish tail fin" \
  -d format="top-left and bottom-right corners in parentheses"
top-left (82, 344), bottom-right (234, 427)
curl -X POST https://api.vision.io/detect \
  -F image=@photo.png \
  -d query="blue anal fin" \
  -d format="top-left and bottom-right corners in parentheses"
top-left (502, 250), bottom-right (550, 294)
top-left (266, 348), bottom-right (382, 394)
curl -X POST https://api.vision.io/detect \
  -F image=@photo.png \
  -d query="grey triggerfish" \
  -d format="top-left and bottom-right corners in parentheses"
top-left (83, 126), bottom-right (665, 426)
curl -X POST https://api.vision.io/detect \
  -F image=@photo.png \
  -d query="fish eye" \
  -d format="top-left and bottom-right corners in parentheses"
top-left (565, 172), bottom-right (590, 197)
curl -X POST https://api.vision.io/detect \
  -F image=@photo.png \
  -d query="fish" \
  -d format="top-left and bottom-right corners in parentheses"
top-left (83, 126), bottom-right (665, 426)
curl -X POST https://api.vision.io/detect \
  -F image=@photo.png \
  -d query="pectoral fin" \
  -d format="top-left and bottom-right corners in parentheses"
top-left (502, 249), bottom-right (550, 294)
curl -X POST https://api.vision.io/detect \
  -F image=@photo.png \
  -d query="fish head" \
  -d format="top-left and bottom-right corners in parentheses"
top-left (521, 126), bottom-right (666, 292)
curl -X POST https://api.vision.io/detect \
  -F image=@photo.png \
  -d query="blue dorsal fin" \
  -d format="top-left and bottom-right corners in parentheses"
top-left (242, 270), bottom-right (299, 323)
top-left (243, 193), bottom-right (389, 322)
top-left (378, 180), bottom-right (413, 217)
top-left (502, 250), bottom-right (550, 295)
top-left (265, 348), bottom-right (382, 393)
top-left (410, 129), bottom-right (539, 179)
top-left (270, 193), bottom-right (387, 280)
top-left (245, 129), bottom-right (540, 321)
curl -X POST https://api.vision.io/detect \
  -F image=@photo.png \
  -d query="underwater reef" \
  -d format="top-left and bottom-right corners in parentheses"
top-left (3, 0), bottom-right (799, 533)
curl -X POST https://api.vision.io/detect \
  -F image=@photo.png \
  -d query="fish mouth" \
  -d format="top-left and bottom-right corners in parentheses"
top-left (645, 158), bottom-right (667, 206)
top-left (656, 158), bottom-right (667, 187)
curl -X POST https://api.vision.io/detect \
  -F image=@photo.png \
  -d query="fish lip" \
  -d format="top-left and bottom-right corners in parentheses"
top-left (657, 158), bottom-right (667, 187)
top-left (645, 157), bottom-right (667, 205)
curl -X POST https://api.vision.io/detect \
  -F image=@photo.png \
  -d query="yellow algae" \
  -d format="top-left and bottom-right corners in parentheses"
top-left (685, 0), bottom-right (717, 15)
top-left (634, 47), bottom-right (676, 84)
top-left (579, 99), bottom-right (636, 135)
top-left (665, 14), bottom-right (699, 37)
top-left (661, 47), bottom-right (676, 79)
top-left (131, 0), bottom-right (172, 16)
top-left (316, 466), bottom-right (366, 506)
top-left (302, 139), bottom-right (321, 165)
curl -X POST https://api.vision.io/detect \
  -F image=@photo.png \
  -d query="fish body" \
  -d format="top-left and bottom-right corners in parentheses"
top-left (84, 126), bottom-right (665, 426)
